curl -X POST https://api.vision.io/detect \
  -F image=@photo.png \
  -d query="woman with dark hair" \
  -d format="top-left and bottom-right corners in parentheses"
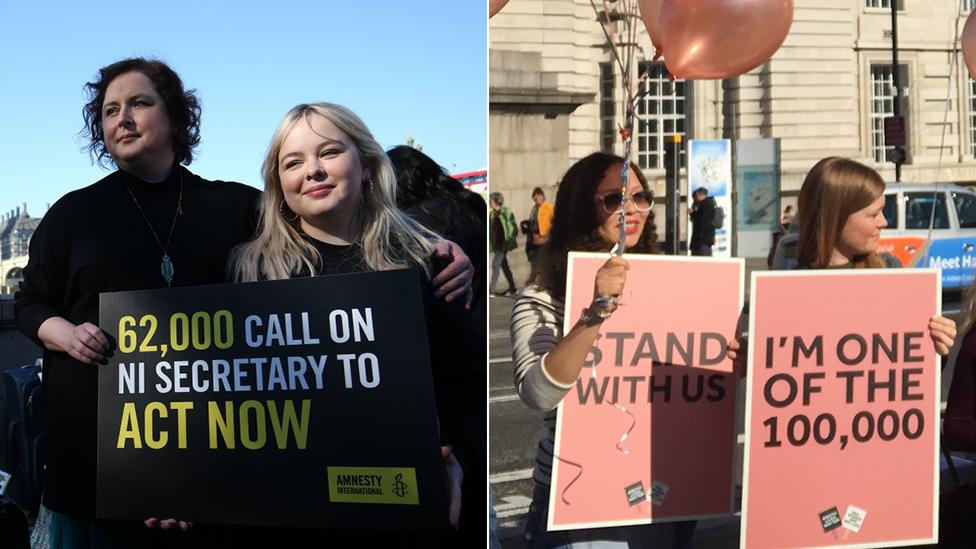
top-left (511, 152), bottom-right (691, 548)
top-left (14, 58), bottom-right (474, 548)
top-left (15, 57), bottom-right (259, 548)
top-left (388, 145), bottom-right (487, 325)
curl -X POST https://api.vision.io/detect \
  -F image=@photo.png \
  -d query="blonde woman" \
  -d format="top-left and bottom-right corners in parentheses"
top-left (229, 103), bottom-right (484, 546)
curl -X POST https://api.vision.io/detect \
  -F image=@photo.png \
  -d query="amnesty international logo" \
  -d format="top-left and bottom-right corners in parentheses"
top-left (327, 466), bottom-right (419, 505)
top-left (392, 473), bottom-right (409, 498)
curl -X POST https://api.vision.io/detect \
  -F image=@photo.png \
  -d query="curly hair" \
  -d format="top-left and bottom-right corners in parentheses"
top-left (533, 152), bottom-right (657, 299)
top-left (82, 58), bottom-right (201, 168)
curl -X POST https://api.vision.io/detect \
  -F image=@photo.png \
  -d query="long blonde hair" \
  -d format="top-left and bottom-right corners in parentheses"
top-left (796, 157), bottom-right (887, 269)
top-left (229, 103), bottom-right (437, 281)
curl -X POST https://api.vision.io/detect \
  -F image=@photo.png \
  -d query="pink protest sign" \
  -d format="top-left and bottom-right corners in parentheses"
top-left (548, 253), bottom-right (743, 530)
top-left (742, 270), bottom-right (940, 549)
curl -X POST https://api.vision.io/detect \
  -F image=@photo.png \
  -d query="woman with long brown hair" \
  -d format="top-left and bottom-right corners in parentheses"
top-left (731, 156), bottom-right (956, 359)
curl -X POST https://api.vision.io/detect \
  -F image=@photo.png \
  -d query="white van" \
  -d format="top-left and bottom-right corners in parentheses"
top-left (878, 183), bottom-right (976, 289)
top-left (772, 183), bottom-right (976, 289)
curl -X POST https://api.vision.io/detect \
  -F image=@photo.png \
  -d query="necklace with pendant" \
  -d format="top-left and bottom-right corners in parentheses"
top-left (125, 171), bottom-right (184, 287)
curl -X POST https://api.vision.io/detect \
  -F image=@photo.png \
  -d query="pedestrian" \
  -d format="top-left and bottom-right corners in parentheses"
top-left (780, 204), bottom-right (794, 232)
top-left (688, 187), bottom-right (716, 256)
top-left (525, 186), bottom-right (554, 264)
top-left (489, 192), bottom-right (518, 297)
top-left (13, 58), bottom-right (474, 548)
top-left (228, 102), bottom-right (484, 547)
top-left (728, 156), bottom-right (956, 361)
top-left (511, 152), bottom-right (695, 548)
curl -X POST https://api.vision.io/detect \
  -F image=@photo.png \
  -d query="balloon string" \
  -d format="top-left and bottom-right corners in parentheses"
top-left (588, 337), bottom-right (636, 454)
top-left (611, 401), bottom-right (637, 453)
top-left (557, 316), bottom-right (640, 506)
top-left (553, 453), bottom-right (585, 506)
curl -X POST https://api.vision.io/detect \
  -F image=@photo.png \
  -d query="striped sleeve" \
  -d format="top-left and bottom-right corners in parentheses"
top-left (510, 286), bottom-right (575, 412)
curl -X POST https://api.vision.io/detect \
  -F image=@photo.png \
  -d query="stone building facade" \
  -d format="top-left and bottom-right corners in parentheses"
top-left (490, 0), bottom-right (976, 264)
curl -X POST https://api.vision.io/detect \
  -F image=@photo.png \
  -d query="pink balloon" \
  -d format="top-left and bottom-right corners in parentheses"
top-left (489, 0), bottom-right (509, 18)
top-left (964, 10), bottom-right (976, 79)
top-left (659, 0), bottom-right (794, 80)
top-left (638, 0), bottom-right (666, 58)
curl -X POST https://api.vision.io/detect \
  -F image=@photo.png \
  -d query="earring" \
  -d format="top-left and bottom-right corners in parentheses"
top-left (279, 199), bottom-right (298, 222)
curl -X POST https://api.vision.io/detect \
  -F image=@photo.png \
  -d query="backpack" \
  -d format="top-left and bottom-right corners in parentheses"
top-left (0, 364), bottom-right (45, 515)
top-left (712, 204), bottom-right (725, 229)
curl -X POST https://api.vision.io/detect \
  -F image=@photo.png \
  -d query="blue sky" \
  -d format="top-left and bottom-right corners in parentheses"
top-left (0, 1), bottom-right (486, 217)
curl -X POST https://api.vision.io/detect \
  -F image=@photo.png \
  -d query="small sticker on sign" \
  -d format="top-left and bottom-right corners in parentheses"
top-left (650, 480), bottom-right (669, 506)
top-left (819, 507), bottom-right (842, 533)
top-left (624, 481), bottom-right (646, 506)
top-left (842, 505), bottom-right (867, 533)
top-left (0, 470), bottom-right (10, 496)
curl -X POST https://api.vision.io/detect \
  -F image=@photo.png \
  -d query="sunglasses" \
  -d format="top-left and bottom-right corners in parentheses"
top-left (595, 190), bottom-right (655, 213)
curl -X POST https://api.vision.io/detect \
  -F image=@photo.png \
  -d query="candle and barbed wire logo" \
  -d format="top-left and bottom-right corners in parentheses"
top-left (392, 473), bottom-right (409, 498)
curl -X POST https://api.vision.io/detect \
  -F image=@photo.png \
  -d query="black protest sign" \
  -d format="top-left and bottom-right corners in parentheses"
top-left (97, 269), bottom-right (447, 531)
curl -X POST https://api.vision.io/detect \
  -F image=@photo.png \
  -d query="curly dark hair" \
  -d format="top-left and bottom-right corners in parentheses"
top-left (533, 152), bottom-right (657, 299)
top-left (82, 58), bottom-right (201, 167)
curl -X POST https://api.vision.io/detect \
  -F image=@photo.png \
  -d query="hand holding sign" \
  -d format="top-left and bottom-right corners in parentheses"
top-left (39, 318), bottom-right (110, 365)
top-left (725, 337), bottom-right (748, 378)
top-left (442, 445), bottom-right (463, 529)
top-left (928, 315), bottom-right (956, 357)
top-left (144, 517), bottom-right (192, 531)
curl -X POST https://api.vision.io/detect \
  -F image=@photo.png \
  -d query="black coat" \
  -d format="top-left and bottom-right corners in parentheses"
top-left (690, 196), bottom-right (717, 248)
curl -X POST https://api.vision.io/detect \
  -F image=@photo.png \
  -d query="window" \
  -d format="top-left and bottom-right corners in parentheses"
top-left (866, 0), bottom-right (903, 9)
top-left (635, 62), bottom-right (686, 170)
top-left (953, 191), bottom-right (976, 228)
top-left (869, 64), bottom-right (909, 163)
top-left (967, 0), bottom-right (976, 12)
top-left (883, 193), bottom-right (899, 229)
top-left (600, 63), bottom-right (616, 153)
top-left (905, 192), bottom-right (949, 230)
top-left (969, 77), bottom-right (976, 157)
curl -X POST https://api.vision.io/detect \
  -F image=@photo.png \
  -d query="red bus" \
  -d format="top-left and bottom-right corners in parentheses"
top-left (452, 169), bottom-right (487, 195)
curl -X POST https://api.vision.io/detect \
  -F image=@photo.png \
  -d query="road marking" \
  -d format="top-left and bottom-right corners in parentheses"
top-left (491, 468), bottom-right (534, 483)
top-left (490, 393), bottom-right (520, 403)
top-left (489, 357), bottom-right (511, 364)
top-left (495, 494), bottom-right (533, 518)
top-left (490, 331), bottom-right (510, 340)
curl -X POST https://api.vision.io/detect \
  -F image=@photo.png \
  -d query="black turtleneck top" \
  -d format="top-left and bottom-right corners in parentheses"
top-left (14, 166), bottom-right (260, 518)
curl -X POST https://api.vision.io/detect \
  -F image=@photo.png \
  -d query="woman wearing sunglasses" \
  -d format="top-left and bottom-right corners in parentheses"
top-left (511, 152), bottom-right (690, 548)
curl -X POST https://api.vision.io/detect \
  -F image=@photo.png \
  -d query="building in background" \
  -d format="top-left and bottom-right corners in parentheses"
top-left (0, 205), bottom-right (40, 293)
top-left (490, 0), bottom-right (976, 261)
